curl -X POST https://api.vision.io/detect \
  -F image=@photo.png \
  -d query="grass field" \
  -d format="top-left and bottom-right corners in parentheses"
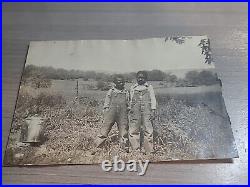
top-left (4, 79), bottom-right (238, 165)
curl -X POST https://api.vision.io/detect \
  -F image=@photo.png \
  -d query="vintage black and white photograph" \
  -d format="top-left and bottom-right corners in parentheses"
top-left (4, 36), bottom-right (238, 165)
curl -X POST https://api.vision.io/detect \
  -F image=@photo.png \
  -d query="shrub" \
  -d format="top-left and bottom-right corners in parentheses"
top-left (36, 93), bottom-right (66, 108)
top-left (96, 81), bottom-right (110, 91)
top-left (16, 88), bottom-right (66, 117)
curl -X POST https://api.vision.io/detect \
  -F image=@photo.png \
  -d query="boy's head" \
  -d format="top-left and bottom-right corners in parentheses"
top-left (113, 74), bottom-right (125, 90)
top-left (136, 71), bottom-right (148, 85)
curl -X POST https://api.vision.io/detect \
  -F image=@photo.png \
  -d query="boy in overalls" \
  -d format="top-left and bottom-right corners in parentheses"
top-left (96, 75), bottom-right (129, 152)
top-left (129, 71), bottom-right (157, 153)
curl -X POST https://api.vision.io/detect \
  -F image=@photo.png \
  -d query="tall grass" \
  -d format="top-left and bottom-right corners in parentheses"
top-left (5, 84), bottom-right (235, 165)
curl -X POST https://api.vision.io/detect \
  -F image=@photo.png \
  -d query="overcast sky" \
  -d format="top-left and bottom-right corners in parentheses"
top-left (26, 36), bottom-right (215, 73)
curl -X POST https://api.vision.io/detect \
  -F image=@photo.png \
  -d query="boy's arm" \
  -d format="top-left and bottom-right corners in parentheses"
top-left (148, 85), bottom-right (157, 110)
top-left (128, 86), bottom-right (135, 110)
top-left (126, 90), bottom-right (130, 106)
top-left (103, 89), bottom-right (112, 109)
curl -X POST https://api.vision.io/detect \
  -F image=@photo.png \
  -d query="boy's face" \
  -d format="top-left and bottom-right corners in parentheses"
top-left (114, 77), bottom-right (125, 90)
top-left (137, 73), bottom-right (146, 85)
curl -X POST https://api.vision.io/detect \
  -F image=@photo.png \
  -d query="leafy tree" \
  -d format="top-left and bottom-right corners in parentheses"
top-left (147, 70), bottom-right (166, 81)
top-left (185, 71), bottom-right (200, 86)
top-left (184, 70), bottom-right (219, 86)
top-left (164, 73), bottom-right (178, 83)
top-left (198, 71), bottom-right (218, 85)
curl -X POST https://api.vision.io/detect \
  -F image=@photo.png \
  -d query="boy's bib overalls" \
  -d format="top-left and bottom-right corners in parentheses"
top-left (129, 83), bottom-right (156, 153)
top-left (96, 88), bottom-right (129, 151)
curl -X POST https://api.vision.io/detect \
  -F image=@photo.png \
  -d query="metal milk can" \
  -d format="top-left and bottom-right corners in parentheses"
top-left (21, 115), bottom-right (44, 143)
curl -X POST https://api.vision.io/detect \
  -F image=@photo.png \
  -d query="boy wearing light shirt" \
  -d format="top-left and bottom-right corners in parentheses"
top-left (129, 71), bottom-right (157, 154)
top-left (96, 75), bottom-right (129, 153)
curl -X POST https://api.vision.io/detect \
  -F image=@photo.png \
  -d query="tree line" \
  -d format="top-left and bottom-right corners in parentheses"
top-left (22, 65), bottom-right (220, 88)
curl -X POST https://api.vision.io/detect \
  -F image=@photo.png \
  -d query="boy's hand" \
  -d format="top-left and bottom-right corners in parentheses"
top-left (103, 108), bottom-right (109, 113)
top-left (150, 109), bottom-right (156, 120)
top-left (127, 106), bottom-right (131, 113)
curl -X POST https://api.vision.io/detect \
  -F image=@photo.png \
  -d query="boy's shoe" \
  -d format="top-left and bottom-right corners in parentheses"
top-left (91, 147), bottom-right (103, 155)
